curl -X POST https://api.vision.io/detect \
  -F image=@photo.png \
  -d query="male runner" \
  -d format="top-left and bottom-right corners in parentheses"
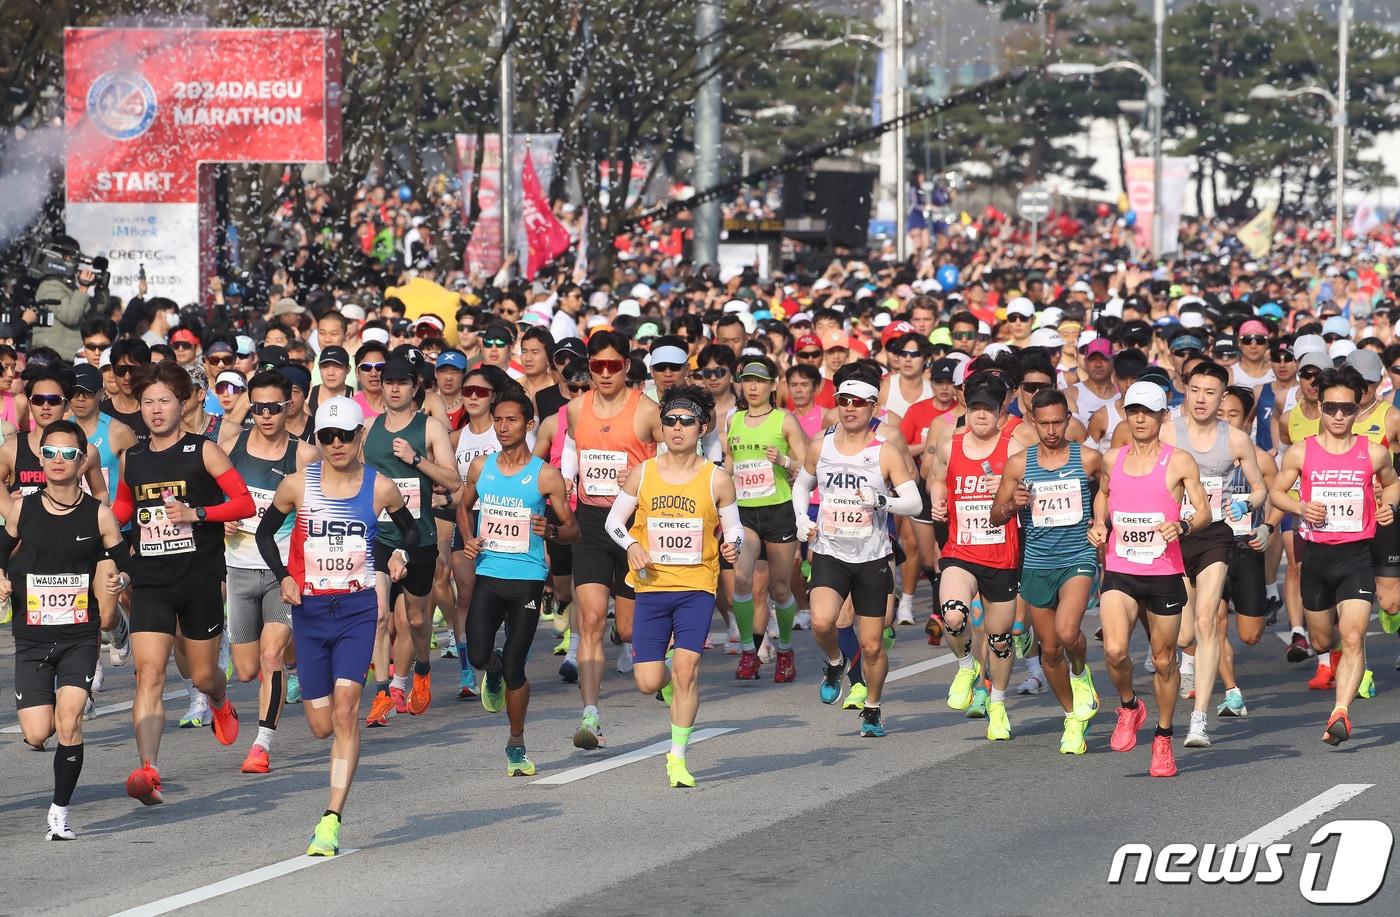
top-left (0, 367), bottom-right (108, 503)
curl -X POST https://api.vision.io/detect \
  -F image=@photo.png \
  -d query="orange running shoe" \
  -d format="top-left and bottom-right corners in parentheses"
top-left (390, 686), bottom-right (409, 714)
top-left (1323, 708), bottom-right (1351, 746)
top-left (1307, 663), bottom-right (1336, 691)
top-left (1110, 701), bottom-right (1147, 752)
top-left (211, 698), bottom-right (239, 746)
top-left (240, 744), bottom-right (270, 774)
top-left (409, 671), bottom-right (432, 715)
top-left (126, 762), bottom-right (164, 805)
top-left (1148, 735), bottom-right (1178, 777)
top-left (366, 690), bottom-right (395, 727)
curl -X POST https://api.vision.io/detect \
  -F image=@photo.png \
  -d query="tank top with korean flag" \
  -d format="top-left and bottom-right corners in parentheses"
top-left (288, 462), bottom-right (379, 596)
top-left (813, 428), bottom-right (891, 564)
top-left (226, 430), bottom-right (298, 570)
top-left (474, 453), bottom-right (549, 582)
top-left (1173, 417), bottom-right (1234, 530)
top-left (1021, 442), bottom-right (1095, 569)
top-left (1298, 435), bottom-right (1375, 545)
top-left (363, 411), bottom-right (435, 549)
top-left (1105, 443), bottom-right (1185, 576)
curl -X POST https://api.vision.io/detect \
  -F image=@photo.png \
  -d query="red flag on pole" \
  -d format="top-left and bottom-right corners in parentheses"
top-left (521, 150), bottom-right (570, 280)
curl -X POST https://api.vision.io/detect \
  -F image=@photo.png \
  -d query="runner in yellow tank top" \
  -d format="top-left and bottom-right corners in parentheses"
top-left (606, 385), bottom-right (743, 788)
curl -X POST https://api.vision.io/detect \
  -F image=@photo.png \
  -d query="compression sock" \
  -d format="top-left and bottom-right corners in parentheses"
top-left (457, 643), bottom-right (469, 670)
top-left (258, 670), bottom-right (283, 746)
top-left (837, 625), bottom-right (859, 665)
top-left (413, 659), bottom-right (431, 677)
top-left (731, 594), bottom-right (755, 647)
top-left (774, 597), bottom-right (797, 649)
top-left (53, 742), bottom-right (83, 807)
top-left (1154, 725), bottom-right (1173, 738)
top-left (254, 726), bottom-right (276, 751)
top-left (670, 724), bottom-right (693, 759)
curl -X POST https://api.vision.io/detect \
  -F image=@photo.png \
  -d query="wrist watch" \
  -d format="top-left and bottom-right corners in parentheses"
top-left (411, 452), bottom-right (423, 467)
top-left (393, 548), bottom-right (409, 565)
top-left (195, 506), bottom-right (207, 522)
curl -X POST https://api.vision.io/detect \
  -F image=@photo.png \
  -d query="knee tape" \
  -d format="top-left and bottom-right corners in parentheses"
top-left (941, 600), bottom-right (969, 636)
top-left (988, 632), bottom-right (1014, 659)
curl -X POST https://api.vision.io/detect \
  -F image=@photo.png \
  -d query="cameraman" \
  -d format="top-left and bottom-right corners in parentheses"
top-left (30, 236), bottom-right (100, 360)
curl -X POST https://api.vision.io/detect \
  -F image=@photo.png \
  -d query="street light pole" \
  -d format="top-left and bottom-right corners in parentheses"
top-left (893, 0), bottom-right (907, 261)
top-left (499, 0), bottom-right (514, 265)
top-left (1151, 0), bottom-right (1165, 261)
top-left (693, 0), bottom-right (722, 267)
top-left (1336, 0), bottom-right (1348, 248)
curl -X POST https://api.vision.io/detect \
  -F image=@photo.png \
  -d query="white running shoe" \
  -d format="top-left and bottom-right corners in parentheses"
top-left (107, 607), bottom-right (131, 667)
top-left (553, 603), bottom-right (570, 636)
top-left (1179, 667), bottom-right (1196, 699)
top-left (440, 636), bottom-right (458, 659)
top-left (724, 623), bottom-right (742, 655)
top-left (46, 807), bottom-right (75, 841)
top-left (1017, 671), bottom-right (1046, 695)
top-left (793, 611), bottom-right (811, 631)
top-left (617, 644), bottom-right (634, 674)
top-left (91, 658), bottom-right (104, 694)
top-left (1183, 710), bottom-right (1211, 748)
top-left (895, 596), bottom-right (915, 626)
top-left (179, 692), bottom-right (211, 728)
top-left (83, 697), bottom-right (96, 721)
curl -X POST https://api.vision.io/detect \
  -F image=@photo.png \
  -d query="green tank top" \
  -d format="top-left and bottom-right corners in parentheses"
top-left (727, 408), bottom-right (791, 507)
top-left (363, 411), bottom-right (435, 547)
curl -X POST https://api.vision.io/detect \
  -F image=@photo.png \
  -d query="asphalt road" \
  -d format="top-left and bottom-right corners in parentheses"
top-left (4, 586), bottom-right (1398, 917)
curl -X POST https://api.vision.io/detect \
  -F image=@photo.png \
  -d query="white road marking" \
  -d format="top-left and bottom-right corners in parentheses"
top-left (1236, 784), bottom-right (1373, 848)
top-left (108, 850), bottom-right (358, 917)
top-left (532, 727), bottom-right (736, 786)
top-left (2, 689), bottom-right (186, 734)
top-left (886, 652), bottom-right (957, 683)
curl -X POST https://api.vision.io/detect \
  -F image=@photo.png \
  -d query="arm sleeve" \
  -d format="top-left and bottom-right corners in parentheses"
top-left (560, 431), bottom-right (578, 483)
top-left (605, 492), bottom-right (640, 551)
top-left (718, 501), bottom-right (745, 549)
top-left (389, 505), bottom-right (420, 550)
top-left (790, 468), bottom-right (816, 520)
top-left (104, 540), bottom-right (135, 576)
top-left (884, 479), bottom-right (923, 517)
top-left (256, 504), bottom-right (292, 581)
top-left (113, 480), bottom-right (135, 526)
top-left (201, 467), bottom-right (255, 523)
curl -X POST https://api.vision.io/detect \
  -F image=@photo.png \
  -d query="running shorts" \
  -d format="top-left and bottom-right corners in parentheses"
top-left (939, 556), bottom-right (1018, 604)
top-left (227, 567), bottom-right (293, 644)
top-left (1298, 539), bottom-right (1374, 612)
top-left (373, 542), bottom-right (439, 600)
top-left (1223, 545), bottom-right (1266, 617)
top-left (14, 635), bottom-right (98, 710)
top-left (632, 589), bottom-right (714, 663)
top-left (1370, 520), bottom-right (1400, 578)
top-left (1180, 521), bottom-right (1234, 582)
top-left (1019, 563), bottom-right (1098, 610)
top-left (292, 589), bottom-right (378, 701)
top-left (130, 582), bottom-right (225, 637)
top-left (571, 503), bottom-right (635, 599)
top-left (548, 542), bottom-right (574, 577)
top-left (809, 552), bottom-right (893, 618)
top-left (738, 502), bottom-right (797, 544)
top-left (1101, 571), bottom-right (1188, 616)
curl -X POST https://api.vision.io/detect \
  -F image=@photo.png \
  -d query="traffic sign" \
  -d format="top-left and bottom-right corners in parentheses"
top-left (1017, 185), bottom-right (1052, 223)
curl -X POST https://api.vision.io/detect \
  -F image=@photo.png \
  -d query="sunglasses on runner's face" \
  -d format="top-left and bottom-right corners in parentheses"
top-left (796, 350), bottom-right (823, 359)
top-left (249, 401), bottom-right (287, 416)
top-left (206, 355), bottom-right (235, 368)
top-left (894, 350), bottom-right (925, 359)
top-left (1389, 365), bottom-right (1400, 375)
top-left (172, 340), bottom-right (196, 350)
top-left (1321, 401), bottom-right (1359, 417)
top-left (483, 337), bottom-right (511, 349)
top-left (317, 427), bottom-right (361, 445)
top-left (113, 363), bottom-right (140, 376)
top-left (358, 361), bottom-right (385, 374)
top-left (215, 382), bottom-right (245, 396)
top-left (1241, 335), bottom-right (1269, 346)
top-left (952, 331), bottom-right (977, 341)
top-left (84, 340), bottom-right (110, 352)
top-left (458, 323), bottom-right (476, 333)
top-left (567, 381), bottom-right (591, 394)
top-left (30, 394), bottom-right (66, 407)
top-left (661, 413), bottom-right (701, 428)
top-left (1299, 369), bottom-right (1319, 382)
top-left (1019, 381), bottom-right (1051, 395)
top-left (697, 367), bottom-right (729, 380)
top-left (651, 363), bottom-right (685, 374)
top-left (40, 445), bottom-right (80, 461)
top-left (463, 385), bottom-right (493, 399)
top-left (836, 394), bottom-right (876, 408)
top-left (590, 358), bottom-right (626, 376)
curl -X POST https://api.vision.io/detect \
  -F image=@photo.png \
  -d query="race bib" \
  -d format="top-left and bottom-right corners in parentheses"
top-left (137, 504), bottom-right (195, 556)
top-left (734, 459), bottom-right (776, 501)
top-left (819, 493), bottom-right (871, 538)
top-left (580, 449), bottom-right (628, 497)
top-left (647, 516), bottom-right (703, 565)
top-left (1112, 511), bottom-right (1166, 564)
top-left (378, 477), bottom-right (422, 522)
top-left (1031, 479), bottom-right (1083, 528)
top-left (955, 498), bottom-right (1005, 545)
top-left (25, 573), bottom-right (88, 626)
top-left (1193, 476), bottom-right (1226, 523)
top-left (241, 486), bottom-right (276, 534)
top-left (304, 534), bottom-right (368, 593)
top-left (1314, 486), bottom-right (1364, 533)
top-left (479, 503), bottom-right (531, 554)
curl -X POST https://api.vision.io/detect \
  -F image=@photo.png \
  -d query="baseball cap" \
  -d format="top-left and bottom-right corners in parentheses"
top-left (795, 334), bottom-right (823, 353)
top-left (1029, 327), bottom-right (1064, 349)
top-left (649, 345), bottom-right (689, 368)
top-left (821, 330), bottom-right (850, 351)
top-left (880, 321), bottom-right (915, 348)
top-left (320, 345), bottom-right (350, 367)
top-left (1346, 348), bottom-right (1383, 383)
top-left (1170, 334), bottom-right (1205, 354)
top-left (1292, 334), bottom-right (1327, 358)
top-left (271, 297), bottom-right (305, 317)
top-left (235, 335), bottom-right (256, 357)
top-left (278, 364), bottom-right (311, 393)
top-left (635, 322), bottom-right (661, 341)
top-left (737, 360), bottom-right (774, 381)
top-left (381, 358), bottom-right (417, 382)
top-left (722, 300), bottom-right (749, 314)
top-left (314, 396), bottom-right (364, 432)
top-left (1212, 338), bottom-right (1241, 359)
top-left (216, 370), bottom-right (246, 390)
top-left (413, 314), bottom-right (446, 336)
top-left (1329, 339), bottom-right (1357, 362)
top-left (436, 349), bottom-right (469, 372)
top-left (1082, 338), bottom-right (1113, 360)
top-left (615, 299), bottom-right (642, 318)
top-left (1322, 315), bottom-right (1351, 338)
top-left (555, 337), bottom-right (587, 360)
top-left (257, 345), bottom-right (289, 370)
top-left (1298, 352), bottom-right (1331, 373)
top-left (1123, 381), bottom-right (1167, 412)
top-left (72, 363), bottom-right (103, 394)
top-left (1005, 297), bottom-right (1035, 318)
top-left (965, 376), bottom-right (1009, 411)
top-left (930, 358), bottom-right (959, 382)
top-left (481, 322), bottom-right (517, 344)
top-left (171, 328), bottom-right (200, 348)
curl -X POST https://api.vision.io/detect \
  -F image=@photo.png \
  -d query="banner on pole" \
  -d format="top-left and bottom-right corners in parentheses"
top-left (1236, 204), bottom-right (1277, 260)
top-left (454, 133), bottom-right (560, 275)
top-left (1124, 156), bottom-right (1190, 255)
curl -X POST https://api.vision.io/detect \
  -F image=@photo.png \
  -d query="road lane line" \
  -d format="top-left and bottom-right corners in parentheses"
top-left (532, 727), bottom-right (736, 786)
top-left (1236, 784), bottom-right (1373, 847)
top-left (886, 652), bottom-right (956, 683)
top-left (108, 850), bottom-right (358, 917)
top-left (2, 689), bottom-right (185, 735)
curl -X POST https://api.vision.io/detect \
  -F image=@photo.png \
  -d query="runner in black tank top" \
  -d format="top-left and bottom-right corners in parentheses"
top-left (0, 369), bottom-right (108, 505)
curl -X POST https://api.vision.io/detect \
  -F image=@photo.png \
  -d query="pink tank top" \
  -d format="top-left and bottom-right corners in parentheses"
top-left (1106, 443), bottom-right (1185, 576)
top-left (549, 406), bottom-right (578, 511)
top-left (795, 403), bottom-right (824, 439)
top-left (1298, 435), bottom-right (1375, 544)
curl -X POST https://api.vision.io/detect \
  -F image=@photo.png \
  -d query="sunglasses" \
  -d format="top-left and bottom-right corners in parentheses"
top-left (1321, 401), bottom-right (1360, 417)
top-left (1005, 314), bottom-right (1031, 322)
top-left (83, 340), bottom-right (110, 352)
top-left (1299, 369), bottom-right (1319, 382)
top-left (316, 426), bottom-right (361, 445)
top-left (40, 445), bottom-right (81, 461)
top-left (1241, 335), bottom-right (1269, 345)
top-left (457, 323), bottom-right (476, 333)
top-left (893, 350), bottom-right (925, 359)
top-left (796, 350), bottom-right (823, 359)
top-left (249, 400), bottom-right (288, 416)
top-left (215, 382), bottom-right (245, 395)
top-left (836, 394), bottom-right (876, 408)
top-left (358, 362), bottom-right (386, 373)
top-left (1019, 382), bottom-right (1051, 395)
top-left (590, 358), bottom-right (627, 376)
top-left (951, 331), bottom-right (977, 341)
top-left (1272, 353), bottom-right (1295, 362)
top-left (172, 340), bottom-right (196, 350)
top-left (30, 393), bottom-right (67, 407)
top-left (463, 385), bottom-right (493, 399)
top-left (651, 362), bottom-right (685, 374)
top-left (483, 337), bottom-right (512, 348)
top-left (661, 413), bottom-right (701, 428)
top-left (567, 381), bottom-right (591, 394)
top-left (207, 355), bottom-right (235, 367)
top-left (697, 367), bottom-right (729, 380)
top-left (113, 363), bottom-right (140, 377)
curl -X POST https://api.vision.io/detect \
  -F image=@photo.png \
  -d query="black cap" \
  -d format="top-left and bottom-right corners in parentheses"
top-left (482, 322), bottom-right (517, 344)
top-left (555, 337), bottom-right (586, 360)
top-left (257, 345), bottom-right (289, 370)
top-left (319, 345), bottom-right (350, 367)
top-left (382, 357), bottom-right (417, 382)
top-left (73, 363), bottom-right (103, 393)
top-left (930, 357), bottom-right (959, 382)
top-left (390, 344), bottom-right (424, 366)
top-left (278, 364), bottom-right (311, 393)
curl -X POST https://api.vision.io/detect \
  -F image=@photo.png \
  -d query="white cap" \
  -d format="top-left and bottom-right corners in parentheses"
top-left (1179, 311), bottom-right (1206, 329)
top-left (340, 303), bottom-right (367, 322)
top-left (615, 299), bottom-right (641, 318)
top-left (1292, 333), bottom-right (1327, 358)
top-left (98, 347), bottom-right (112, 369)
top-left (361, 327), bottom-right (390, 346)
top-left (648, 345), bottom-right (688, 367)
top-left (812, 277), bottom-right (834, 292)
top-left (735, 312), bottom-right (757, 334)
top-left (789, 311), bottom-right (813, 325)
top-left (589, 291), bottom-right (611, 310)
top-left (983, 343), bottom-right (1013, 359)
top-left (314, 395), bottom-right (365, 432)
top-left (1329, 339), bottom-right (1357, 361)
top-left (1029, 327), bottom-right (1065, 349)
top-left (1070, 281), bottom-right (1093, 294)
top-left (722, 299), bottom-right (749, 314)
top-left (630, 283), bottom-right (654, 301)
top-left (871, 311), bottom-right (892, 329)
top-left (1178, 295), bottom-right (1206, 309)
top-left (215, 371), bottom-right (246, 389)
top-left (977, 321), bottom-right (991, 337)
top-left (719, 265), bottom-right (744, 284)
top-left (1005, 297), bottom-right (1035, 318)
top-left (1123, 381), bottom-right (1167, 412)
top-left (1035, 307), bottom-right (1064, 329)
top-left (586, 315), bottom-right (611, 330)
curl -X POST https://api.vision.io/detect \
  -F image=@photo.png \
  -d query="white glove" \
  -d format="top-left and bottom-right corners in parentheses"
top-left (856, 485), bottom-right (886, 509)
top-left (796, 513), bottom-right (817, 542)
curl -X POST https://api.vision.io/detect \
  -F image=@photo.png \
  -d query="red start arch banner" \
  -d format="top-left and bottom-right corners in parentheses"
top-left (64, 28), bottom-right (342, 306)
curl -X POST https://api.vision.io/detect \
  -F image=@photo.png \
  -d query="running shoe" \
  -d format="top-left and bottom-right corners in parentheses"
top-left (925, 614), bottom-right (943, 646)
top-left (553, 628), bottom-right (570, 655)
top-left (433, 607), bottom-right (445, 628)
top-left (842, 682), bottom-right (868, 710)
top-left (1059, 714), bottom-right (1087, 755)
top-left (179, 693), bottom-right (210, 728)
top-left (1217, 687), bottom-right (1247, 717)
top-left (557, 658), bottom-right (578, 684)
top-left (666, 753), bottom-right (695, 788)
top-left (819, 659), bottom-right (845, 705)
top-left (617, 644), bottom-right (634, 674)
top-left (573, 711), bottom-right (603, 750)
top-left (428, 633), bottom-right (439, 651)
top-left (1017, 671), bottom-right (1045, 696)
top-left (735, 649), bottom-right (760, 680)
top-left (366, 690), bottom-right (396, 727)
top-left (1110, 701), bottom-right (1147, 752)
top-left (240, 744), bottom-right (270, 774)
top-left (458, 665), bottom-right (478, 699)
top-left (125, 762), bottom-right (163, 806)
top-left (306, 814), bottom-right (340, 857)
top-left (408, 671), bottom-right (431, 715)
top-left (986, 701), bottom-right (1011, 741)
top-left (1381, 607), bottom-right (1400, 636)
top-left (883, 625), bottom-right (896, 652)
top-left (1178, 666), bottom-right (1195, 699)
top-left (1322, 707), bottom-right (1351, 746)
top-left (538, 594), bottom-right (556, 623)
top-left (506, 744), bottom-right (536, 777)
top-left (1286, 633), bottom-right (1312, 663)
top-left (1183, 711), bottom-right (1210, 748)
top-left (859, 706), bottom-right (886, 737)
top-left (895, 595), bottom-right (915, 626)
top-left (1307, 663), bottom-right (1335, 690)
top-left (387, 685), bottom-right (408, 713)
top-left (724, 622), bottom-right (741, 654)
top-left (774, 649), bottom-right (796, 683)
top-left (91, 658), bottom-right (104, 694)
top-left (219, 633), bottom-right (232, 681)
top-left (1013, 628), bottom-right (1033, 659)
top-left (553, 603), bottom-right (570, 636)
top-left (441, 639), bottom-right (458, 659)
top-left (1148, 735), bottom-right (1177, 777)
top-left (656, 678), bottom-right (673, 706)
top-left (1358, 669), bottom-right (1377, 699)
top-left (964, 684), bottom-right (989, 719)
top-left (211, 698), bottom-right (239, 746)
top-left (1264, 594), bottom-right (1283, 625)
top-left (285, 673), bottom-right (302, 705)
top-left (1070, 666), bottom-right (1100, 722)
top-left (608, 623), bottom-right (622, 646)
top-left (481, 651), bottom-right (506, 714)
top-left (108, 607), bottom-right (130, 666)
top-left (793, 610), bottom-right (811, 631)
top-left (947, 659), bottom-right (981, 711)
top-left (46, 808), bottom-right (75, 841)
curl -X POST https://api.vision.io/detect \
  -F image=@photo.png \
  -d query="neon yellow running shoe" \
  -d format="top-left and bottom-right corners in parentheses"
top-left (553, 628), bottom-right (570, 656)
top-left (506, 744), bottom-right (536, 777)
top-left (306, 814), bottom-right (340, 856)
top-left (842, 681), bottom-right (868, 710)
top-left (1070, 666), bottom-right (1100, 722)
top-left (883, 626), bottom-right (896, 652)
top-left (1381, 609), bottom-right (1400, 635)
top-left (666, 752), bottom-right (695, 788)
top-left (1358, 669), bottom-right (1377, 699)
top-left (947, 659), bottom-right (981, 711)
top-left (1059, 714), bottom-right (1088, 755)
top-left (481, 650), bottom-right (506, 714)
top-left (986, 700), bottom-right (1011, 741)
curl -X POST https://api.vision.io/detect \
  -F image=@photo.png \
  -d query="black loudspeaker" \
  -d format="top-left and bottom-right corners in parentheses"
top-left (781, 158), bottom-right (876, 250)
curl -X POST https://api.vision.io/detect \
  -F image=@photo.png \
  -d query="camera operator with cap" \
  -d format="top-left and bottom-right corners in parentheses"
top-left (30, 237), bottom-right (102, 361)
